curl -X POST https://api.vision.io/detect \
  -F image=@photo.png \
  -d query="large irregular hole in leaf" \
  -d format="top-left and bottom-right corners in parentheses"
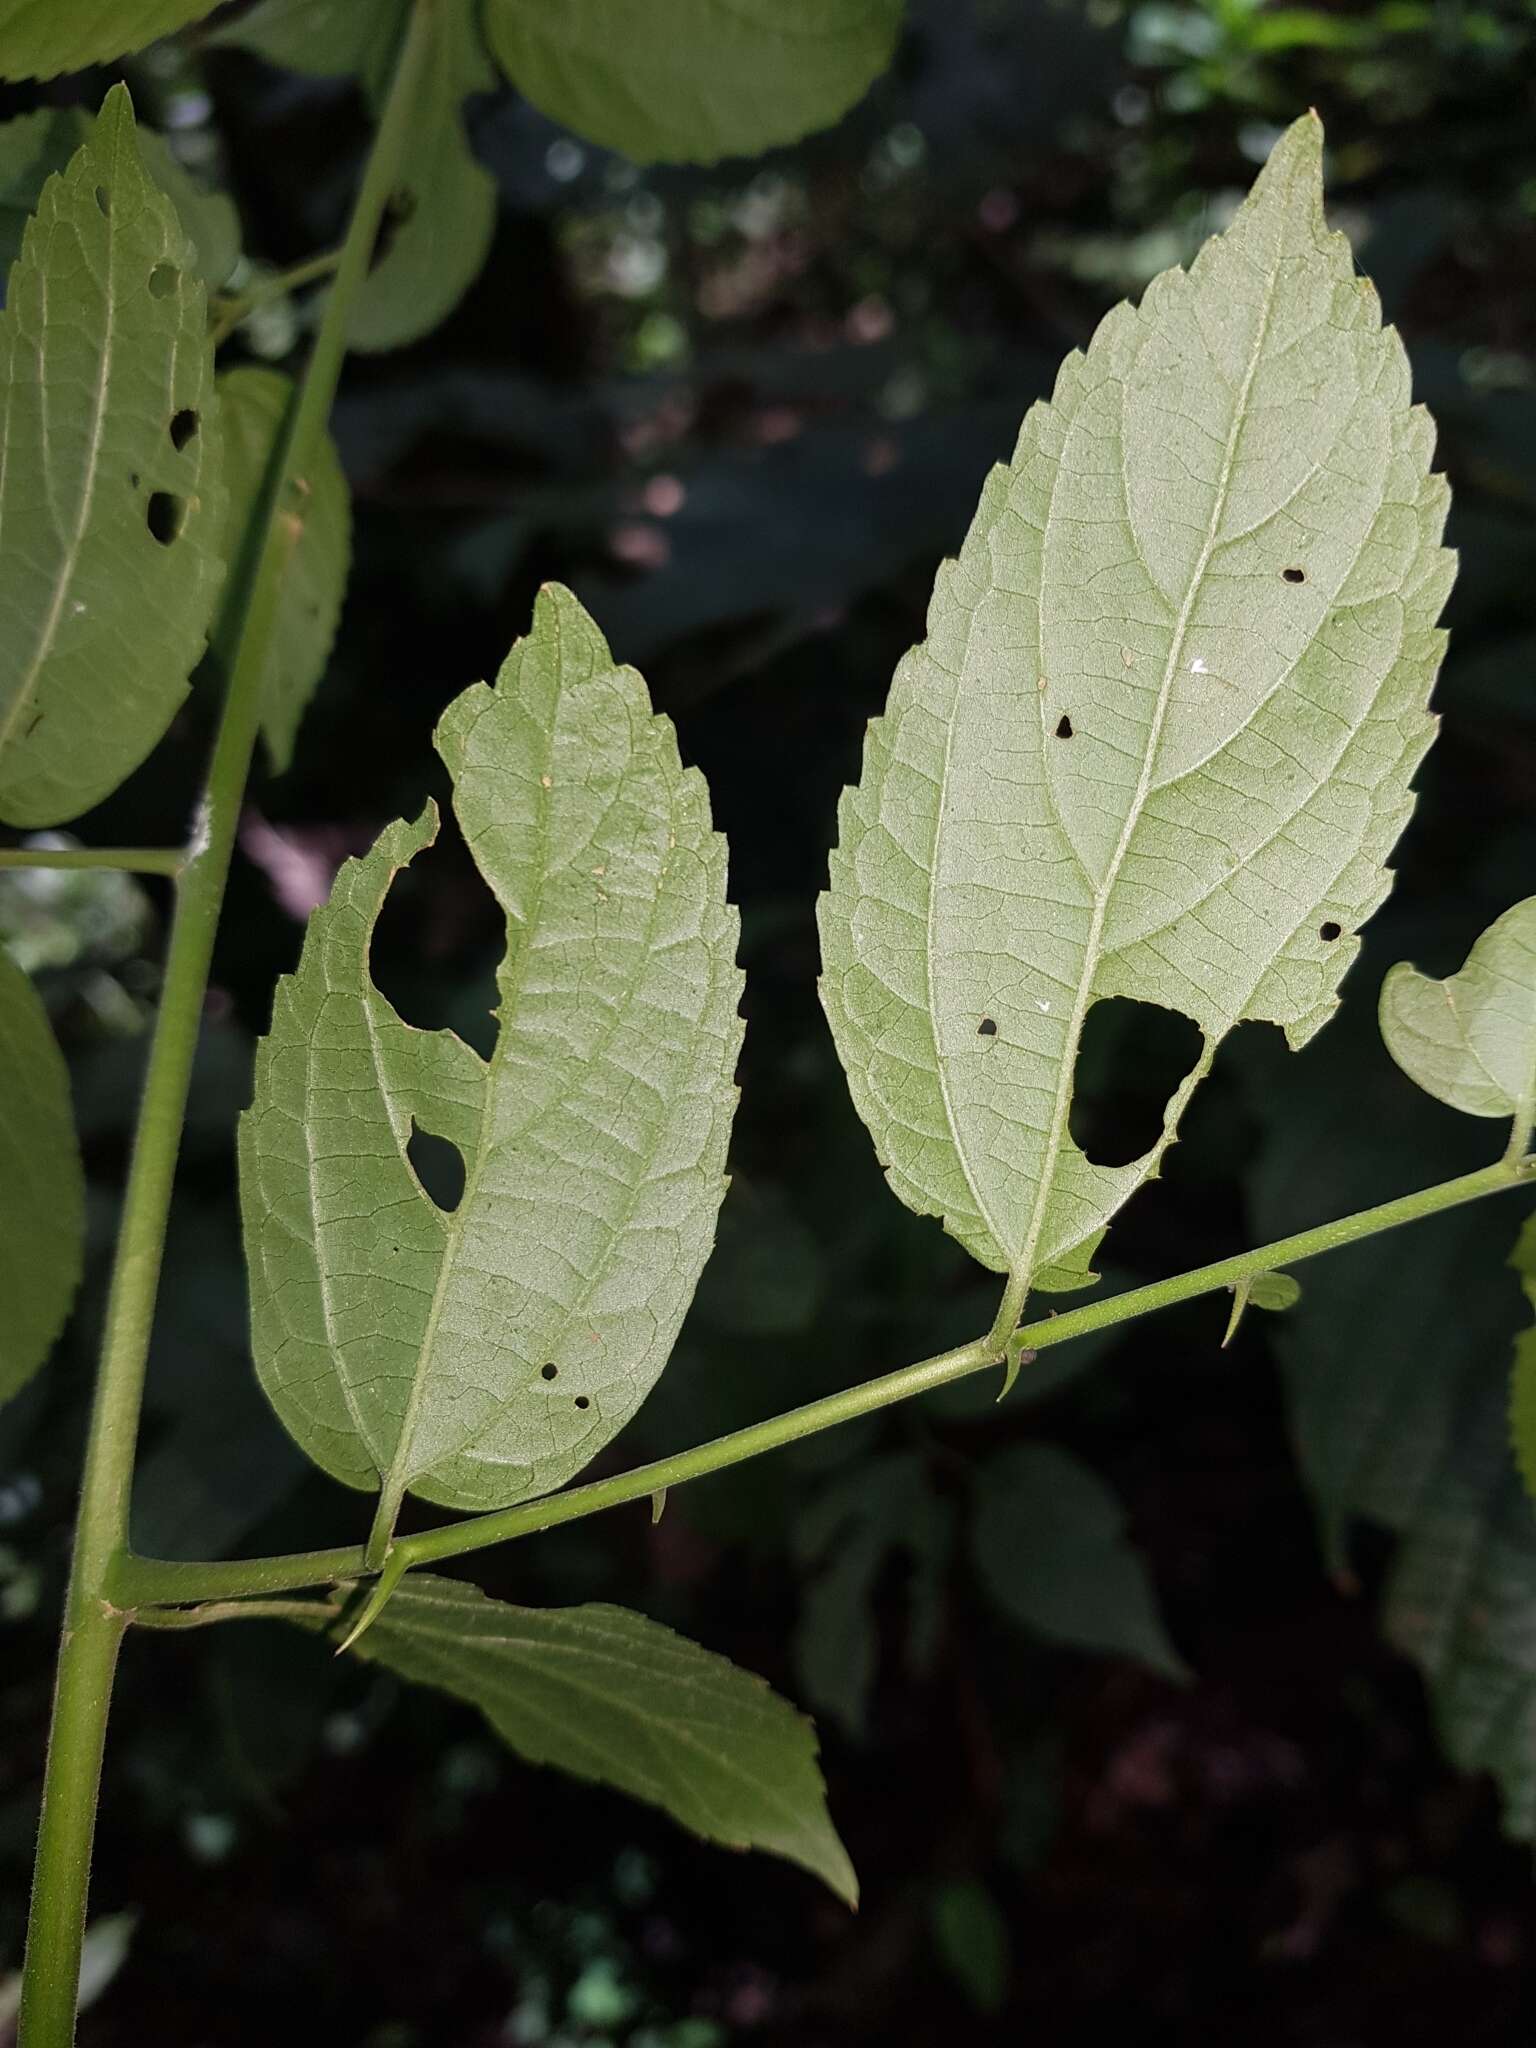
top-left (366, 823), bottom-right (504, 1058)
top-left (405, 1121), bottom-right (466, 1214)
top-left (1067, 998), bottom-right (1204, 1168)
top-left (146, 491), bottom-right (184, 546)
top-left (148, 262), bottom-right (178, 299)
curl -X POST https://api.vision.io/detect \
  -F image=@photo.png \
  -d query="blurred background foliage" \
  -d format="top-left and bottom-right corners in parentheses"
top-left (4, 0), bottom-right (1536, 2039)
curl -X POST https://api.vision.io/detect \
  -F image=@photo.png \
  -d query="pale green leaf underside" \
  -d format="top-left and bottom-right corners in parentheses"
top-left (0, 0), bottom-right (222, 80)
top-left (240, 584), bottom-right (743, 1517)
top-left (212, 366), bottom-right (350, 773)
top-left (0, 87), bottom-right (225, 827)
top-left (336, 1574), bottom-right (856, 1901)
top-left (349, 0), bottom-right (497, 355)
top-left (484, 0), bottom-right (902, 165)
top-left (0, 945), bottom-right (84, 1402)
top-left (207, 0), bottom-right (404, 83)
top-left (971, 1444), bottom-right (1186, 1681)
top-left (819, 114), bottom-right (1451, 1286)
top-left (0, 110), bottom-right (240, 290)
top-left (1380, 896), bottom-right (1536, 1123)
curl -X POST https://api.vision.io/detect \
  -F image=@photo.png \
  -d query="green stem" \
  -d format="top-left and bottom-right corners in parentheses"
top-left (16, 16), bottom-right (436, 2043)
top-left (0, 846), bottom-right (184, 875)
top-left (131, 1598), bottom-right (339, 1631)
top-left (209, 246), bottom-right (346, 347)
top-left (112, 1152), bottom-right (1534, 1613)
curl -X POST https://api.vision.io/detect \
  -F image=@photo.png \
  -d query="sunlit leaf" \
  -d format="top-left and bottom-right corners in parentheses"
top-left (240, 584), bottom-right (742, 1530)
top-left (211, 366), bottom-right (351, 772)
top-left (336, 1573), bottom-right (857, 1902)
top-left (0, 945), bottom-right (84, 1403)
top-left (0, 0), bottom-right (224, 80)
top-left (484, 0), bottom-right (903, 165)
top-left (818, 115), bottom-right (1450, 1306)
top-left (1380, 896), bottom-right (1536, 1125)
top-left (972, 1444), bottom-right (1185, 1680)
top-left (0, 86), bottom-right (225, 827)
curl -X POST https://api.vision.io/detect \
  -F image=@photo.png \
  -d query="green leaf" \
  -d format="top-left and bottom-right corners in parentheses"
top-left (817, 114), bottom-right (1450, 1297)
top-left (483, 0), bottom-right (903, 166)
top-left (0, 87), bottom-right (225, 828)
top-left (0, 946), bottom-right (84, 1403)
top-left (337, 1573), bottom-right (857, 1903)
top-left (930, 1878), bottom-right (1010, 2015)
top-left (214, 0), bottom-right (496, 351)
top-left (349, 0), bottom-right (497, 355)
top-left (211, 366), bottom-right (351, 773)
top-left (0, 111), bottom-right (240, 291)
top-left (0, 0), bottom-right (224, 80)
top-left (240, 584), bottom-right (742, 1527)
top-left (1380, 896), bottom-right (1536, 1126)
top-left (1508, 1215), bottom-right (1536, 1505)
top-left (1221, 1266), bottom-right (1301, 1345)
top-left (972, 1444), bottom-right (1186, 1680)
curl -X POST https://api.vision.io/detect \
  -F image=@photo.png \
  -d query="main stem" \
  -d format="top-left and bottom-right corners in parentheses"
top-left (112, 1151), bottom-right (1534, 1610)
top-left (16, 15), bottom-right (435, 2041)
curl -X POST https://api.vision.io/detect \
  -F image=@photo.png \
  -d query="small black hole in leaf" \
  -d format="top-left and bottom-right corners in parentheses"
top-left (977, 1017), bottom-right (997, 1037)
top-left (1055, 714), bottom-right (1074, 739)
top-left (541, 1363), bottom-right (558, 1381)
top-left (1283, 566), bottom-right (1306, 584)
top-left (94, 185), bottom-right (110, 217)
top-left (146, 491), bottom-right (184, 545)
top-left (574, 1396), bottom-right (591, 1411)
top-left (1067, 996), bottom-right (1205, 1168)
top-left (169, 407), bottom-right (199, 451)
top-left (406, 1121), bottom-right (465, 1212)
top-left (129, 472), bottom-right (140, 489)
top-left (148, 263), bottom-right (178, 299)
top-left (1319, 920), bottom-right (1342, 942)
top-left (369, 186), bottom-right (418, 271)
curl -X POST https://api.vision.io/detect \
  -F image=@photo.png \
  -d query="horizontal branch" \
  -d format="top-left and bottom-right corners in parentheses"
top-left (112, 1152), bottom-right (1534, 1614)
top-left (0, 846), bottom-right (184, 875)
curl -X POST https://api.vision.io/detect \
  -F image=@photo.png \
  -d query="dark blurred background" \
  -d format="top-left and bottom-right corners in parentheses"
top-left (4, 1), bottom-right (1536, 2039)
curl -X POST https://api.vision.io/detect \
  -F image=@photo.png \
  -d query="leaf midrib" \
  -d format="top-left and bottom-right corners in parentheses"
top-left (1004, 217), bottom-right (1287, 1296)
top-left (0, 127), bottom-right (121, 770)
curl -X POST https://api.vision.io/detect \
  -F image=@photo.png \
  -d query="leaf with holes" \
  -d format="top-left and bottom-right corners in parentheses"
top-left (1380, 897), bottom-right (1536, 1131)
top-left (972, 1445), bottom-right (1186, 1680)
top-left (214, 0), bottom-right (496, 353)
top-left (211, 367), bottom-right (351, 772)
top-left (0, 0), bottom-right (225, 80)
top-left (239, 584), bottom-right (742, 1537)
top-left (818, 114), bottom-right (1450, 1311)
top-left (327, 1573), bottom-right (856, 1900)
top-left (483, 0), bottom-right (902, 165)
top-left (0, 110), bottom-right (240, 290)
top-left (0, 946), bottom-right (84, 1402)
top-left (0, 86), bottom-right (224, 828)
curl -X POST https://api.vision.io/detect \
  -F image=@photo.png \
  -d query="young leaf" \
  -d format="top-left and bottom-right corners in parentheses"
top-left (214, 0), bottom-right (496, 352)
top-left (1380, 897), bottom-right (1536, 1127)
top-left (483, 0), bottom-right (903, 165)
top-left (211, 366), bottom-right (351, 772)
top-left (335, 1573), bottom-right (857, 1903)
top-left (0, 0), bottom-right (224, 80)
top-left (1221, 1267), bottom-right (1301, 1346)
top-left (818, 114), bottom-right (1450, 1305)
top-left (240, 585), bottom-right (742, 1529)
top-left (0, 946), bottom-right (84, 1403)
top-left (0, 87), bottom-right (225, 828)
top-left (971, 1444), bottom-right (1186, 1680)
